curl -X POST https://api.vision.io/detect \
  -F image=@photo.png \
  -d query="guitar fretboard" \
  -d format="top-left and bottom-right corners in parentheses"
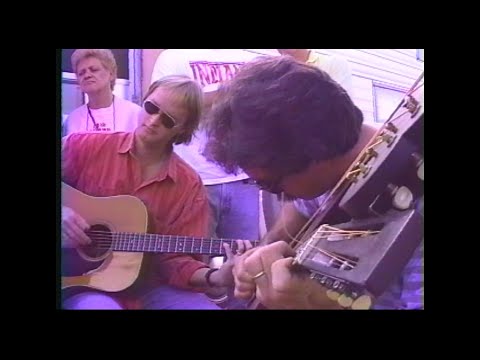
top-left (105, 233), bottom-right (259, 256)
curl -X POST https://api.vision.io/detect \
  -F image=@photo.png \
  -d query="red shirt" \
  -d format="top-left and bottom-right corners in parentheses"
top-left (62, 131), bottom-right (210, 294)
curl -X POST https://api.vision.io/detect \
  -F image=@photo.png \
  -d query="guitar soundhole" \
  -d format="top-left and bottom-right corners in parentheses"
top-left (82, 224), bottom-right (113, 260)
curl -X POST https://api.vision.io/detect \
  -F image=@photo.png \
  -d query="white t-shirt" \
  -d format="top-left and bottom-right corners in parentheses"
top-left (63, 96), bottom-right (142, 135)
top-left (150, 49), bottom-right (265, 185)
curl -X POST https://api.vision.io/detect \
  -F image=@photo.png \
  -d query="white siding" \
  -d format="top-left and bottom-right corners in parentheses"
top-left (244, 49), bottom-right (424, 125)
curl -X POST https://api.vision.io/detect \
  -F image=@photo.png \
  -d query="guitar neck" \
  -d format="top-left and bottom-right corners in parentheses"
top-left (105, 233), bottom-right (258, 256)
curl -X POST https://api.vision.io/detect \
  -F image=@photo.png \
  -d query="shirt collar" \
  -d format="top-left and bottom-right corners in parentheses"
top-left (117, 132), bottom-right (178, 183)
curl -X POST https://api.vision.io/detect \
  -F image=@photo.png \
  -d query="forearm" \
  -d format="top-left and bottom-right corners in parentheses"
top-left (261, 203), bottom-right (308, 245)
top-left (189, 267), bottom-right (225, 288)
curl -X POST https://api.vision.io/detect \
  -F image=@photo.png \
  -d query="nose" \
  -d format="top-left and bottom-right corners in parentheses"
top-left (145, 113), bottom-right (161, 127)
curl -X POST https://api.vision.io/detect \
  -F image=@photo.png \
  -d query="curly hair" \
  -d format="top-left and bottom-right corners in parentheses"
top-left (203, 55), bottom-right (363, 177)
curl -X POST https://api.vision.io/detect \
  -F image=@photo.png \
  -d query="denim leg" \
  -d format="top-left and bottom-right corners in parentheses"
top-left (139, 285), bottom-right (221, 310)
top-left (218, 181), bottom-right (259, 241)
top-left (206, 184), bottom-right (222, 238)
top-left (63, 291), bottom-right (124, 310)
top-left (207, 181), bottom-right (260, 309)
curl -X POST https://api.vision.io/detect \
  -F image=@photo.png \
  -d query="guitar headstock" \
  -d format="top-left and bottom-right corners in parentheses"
top-left (340, 73), bottom-right (424, 219)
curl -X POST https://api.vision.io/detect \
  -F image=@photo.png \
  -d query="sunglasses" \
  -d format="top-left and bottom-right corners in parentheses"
top-left (143, 100), bottom-right (178, 129)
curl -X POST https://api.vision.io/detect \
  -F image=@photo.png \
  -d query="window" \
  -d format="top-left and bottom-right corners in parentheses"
top-left (373, 83), bottom-right (407, 123)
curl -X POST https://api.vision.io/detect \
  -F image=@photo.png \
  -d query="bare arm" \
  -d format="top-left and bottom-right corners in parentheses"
top-left (261, 202), bottom-right (309, 245)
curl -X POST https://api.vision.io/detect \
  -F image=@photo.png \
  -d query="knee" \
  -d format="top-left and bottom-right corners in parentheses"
top-left (63, 292), bottom-right (124, 310)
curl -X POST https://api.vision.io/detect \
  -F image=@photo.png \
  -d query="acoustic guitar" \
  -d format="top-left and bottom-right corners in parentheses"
top-left (61, 182), bottom-right (258, 293)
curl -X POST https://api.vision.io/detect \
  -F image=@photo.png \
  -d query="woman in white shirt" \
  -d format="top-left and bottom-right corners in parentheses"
top-left (63, 49), bottom-right (141, 135)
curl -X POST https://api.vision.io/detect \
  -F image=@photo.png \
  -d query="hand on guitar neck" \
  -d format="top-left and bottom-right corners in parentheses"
top-left (233, 241), bottom-right (341, 309)
top-left (62, 206), bottom-right (91, 248)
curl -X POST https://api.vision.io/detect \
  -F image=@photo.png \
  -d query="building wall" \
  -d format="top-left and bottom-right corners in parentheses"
top-left (244, 49), bottom-right (424, 126)
top-left (140, 49), bottom-right (424, 126)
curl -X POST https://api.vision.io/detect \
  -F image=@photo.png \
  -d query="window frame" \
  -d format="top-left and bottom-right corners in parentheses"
top-left (372, 82), bottom-right (408, 124)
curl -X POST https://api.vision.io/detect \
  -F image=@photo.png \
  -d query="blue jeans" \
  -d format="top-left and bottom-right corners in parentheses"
top-left (206, 180), bottom-right (259, 309)
top-left (206, 180), bottom-right (259, 240)
top-left (63, 286), bottom-right (221, 310)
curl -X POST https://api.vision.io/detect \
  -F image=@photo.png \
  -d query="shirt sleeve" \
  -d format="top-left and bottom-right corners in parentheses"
top-left (151, 179), bottom-right (211, 290)
top-left (293, 195), bottom-right (326, 218)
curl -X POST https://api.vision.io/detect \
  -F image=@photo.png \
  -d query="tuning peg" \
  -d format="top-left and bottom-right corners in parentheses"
top-left (337, 294), bottom-right (354, 308)
top-left (388, 185), bottom-right (413, 210)
top-left (411, 152), bottom-right (424, 181)
top-left (417, 162), bottom-right (424, 181)
top-left (326, 290), bottom-right (340, 301)
top-left (351, 295), bottom-right (372, 310)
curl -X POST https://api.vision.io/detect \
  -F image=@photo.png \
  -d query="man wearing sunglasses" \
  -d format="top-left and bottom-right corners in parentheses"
top-left (61, 75), bottom-right (253, 309)
top-left (203, 56), bottom-right (424, 310)
top-left (150, 49), bottom-right (264, 308)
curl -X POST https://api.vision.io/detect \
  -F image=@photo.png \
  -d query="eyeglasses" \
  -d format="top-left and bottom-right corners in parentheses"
top-left (143, 100), bottom-right (178, 129)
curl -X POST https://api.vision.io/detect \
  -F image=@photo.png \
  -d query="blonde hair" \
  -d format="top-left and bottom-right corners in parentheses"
top-left (71, 49), bottom-right (117, 90)
top-left (143, 75), bottom-right (203, 145)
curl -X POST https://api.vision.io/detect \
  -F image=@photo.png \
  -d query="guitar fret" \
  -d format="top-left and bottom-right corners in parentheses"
top-left (109, 232), bottom-right (258, 256)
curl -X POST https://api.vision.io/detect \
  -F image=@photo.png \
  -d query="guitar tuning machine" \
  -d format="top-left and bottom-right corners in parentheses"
top-left (411, 152), bottom-right (424, 181)
top-left (381, 133), bottom-right (398, 148)
top-left (385, 122), bottom-right (398, 134)
top-left (403, 94), bottom-right (421, 118)
top-left (387, 184), bottom-right (414, 210)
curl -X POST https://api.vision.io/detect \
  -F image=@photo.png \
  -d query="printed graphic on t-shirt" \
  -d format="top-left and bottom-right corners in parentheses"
top-left (94, 123), bottom-right (111, 132)
top-left (189, 61), bottom-right (245, 87)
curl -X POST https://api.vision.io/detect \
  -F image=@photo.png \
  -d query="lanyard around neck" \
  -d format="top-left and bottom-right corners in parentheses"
top-left (86, 96), bottom-right (116, 131)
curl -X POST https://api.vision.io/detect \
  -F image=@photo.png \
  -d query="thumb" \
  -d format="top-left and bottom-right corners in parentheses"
top-left (270, 257), bottom-right (297, 293)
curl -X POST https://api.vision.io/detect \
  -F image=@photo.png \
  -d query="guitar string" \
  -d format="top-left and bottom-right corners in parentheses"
top-left (283, 81), bottom-right (424, 254)
top-left (79, 229), bottom-right (378, 268)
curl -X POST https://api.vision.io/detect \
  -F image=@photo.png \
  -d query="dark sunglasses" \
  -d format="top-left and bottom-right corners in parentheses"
top-left (143, 100), bottom-right (178, 129)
